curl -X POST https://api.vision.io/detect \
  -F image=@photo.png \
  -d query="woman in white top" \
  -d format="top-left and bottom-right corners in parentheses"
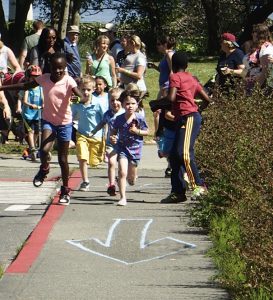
top-left (116, 35), bottom-right (147, 94)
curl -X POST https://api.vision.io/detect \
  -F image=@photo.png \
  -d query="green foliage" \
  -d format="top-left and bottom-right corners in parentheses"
top-left (192, 86), bottom-right (273, 297)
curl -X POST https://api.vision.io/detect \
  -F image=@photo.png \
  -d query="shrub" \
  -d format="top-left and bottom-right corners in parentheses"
top-left (193, 86), bottom-right (273, 298)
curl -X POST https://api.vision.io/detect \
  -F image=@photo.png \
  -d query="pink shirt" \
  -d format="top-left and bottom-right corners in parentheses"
top-left (169, 72), bottom-right (202, 118)
top-left (35, 74), bottom-right (77, 125)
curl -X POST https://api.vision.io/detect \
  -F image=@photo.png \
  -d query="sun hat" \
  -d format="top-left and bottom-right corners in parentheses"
top-left (99, 23), bottom-right (117, 33)
top-left (67, 25), bottom-right (80, 34)
top-left (222, 32), bottom-right (239, 47)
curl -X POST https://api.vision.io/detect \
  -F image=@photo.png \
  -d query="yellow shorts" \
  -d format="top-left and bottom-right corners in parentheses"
top-left (76, 133), bottom-right (105, 167)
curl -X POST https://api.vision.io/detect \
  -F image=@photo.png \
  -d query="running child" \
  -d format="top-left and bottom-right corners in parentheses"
top-left (71, 75), bottom-right (106, 192)
top-left (90, 87), bottom-right (124, 196)
top-left (19, 65), bottom-right (43, 161)
top-left (0, 52), bottom-right (83, 205)
top-left (110, 90), bottom-right (149, 206)
top-left (153, 51), bottom-right (211, 203)
top-left (93, 76), bottom-right (109, 112)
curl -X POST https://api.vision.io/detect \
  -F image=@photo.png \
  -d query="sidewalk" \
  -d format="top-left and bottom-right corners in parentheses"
top-left (0, 145), bottom-right (229, 300)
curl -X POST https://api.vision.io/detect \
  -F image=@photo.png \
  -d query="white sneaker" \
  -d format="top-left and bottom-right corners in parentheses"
top-left (117, 198), bottom-right (127, 206)
top-left (79, 181), bottom-right (90, 192)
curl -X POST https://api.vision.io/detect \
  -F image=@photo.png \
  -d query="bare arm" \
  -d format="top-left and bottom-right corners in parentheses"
top-left (0, 79), bottom-right (38, 92)
top-left (118, 64), bottom-right (145, 81)
top-left (7, 48), bottom-right (22, 73)
top-left (109, 56), bottom-right (117, 87)
top-left (90, 120), bottom-right (107, 136)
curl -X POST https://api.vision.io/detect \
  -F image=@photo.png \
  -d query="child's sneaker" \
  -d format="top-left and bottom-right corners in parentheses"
top-left (30, 148), bottom-right (37, 162)
top-left (191, 185), bottom-right (208, 200)
top-left (79, 181), bottom-right (90, 192)
top-left (161, 192), bottom-right (187, 203)
top-left (33, 165), bottom-right (50, 187)
top-left (107, 184), bottom-right (116, 196)
top-left (117, 198), bottom-right (127, 206)
top-left (58, 186), bottom-right (71, 205)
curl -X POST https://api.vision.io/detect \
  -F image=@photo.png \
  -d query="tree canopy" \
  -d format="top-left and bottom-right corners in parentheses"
top-left (0, 0), bottom-right (272, 55)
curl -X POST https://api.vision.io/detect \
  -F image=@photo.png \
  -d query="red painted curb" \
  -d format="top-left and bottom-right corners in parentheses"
top-left (5, 170), bottom-right (82, 273)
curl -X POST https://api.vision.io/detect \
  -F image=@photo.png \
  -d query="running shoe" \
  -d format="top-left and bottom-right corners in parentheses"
top-left (107, 184), bottom-right (116, 196)
top-left (58, 186), bottom-right (71, 205)
top-left (79, 181), bottom-right (90, 192)
top-left (117, 198), bottom-right (127, 206)
top-left (33, 165), bottom-right (50, 187)
top-left (161, 192), bottom-right (187, 203)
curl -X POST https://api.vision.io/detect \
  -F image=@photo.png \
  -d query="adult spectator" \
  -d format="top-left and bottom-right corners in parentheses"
top-left (116, 34), bottom-right (130, 67)
top-left (116, 35), bottom-right (147, 94)
top-left (64, 25), bottom-right (82, 83)
top-left (148, 35), bottom-right (176, 98)
top-left (243, 23), bottom-right (273, 94)
top-left (99, 23), bottom-right (123, 61)
top-left (18, 20), bottom-right (44, 68)
top-left (216, 32), bottom-right (245, 91)
top-left (85, 35), bottom-right (116, 88)
top-left (0, 34), bottom-right (21, 142)
top-left (29, 27), bottom-right (64, 74)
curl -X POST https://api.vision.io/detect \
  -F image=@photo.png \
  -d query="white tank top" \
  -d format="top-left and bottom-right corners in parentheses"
top-left (0, 45), bottom-right (9, 73)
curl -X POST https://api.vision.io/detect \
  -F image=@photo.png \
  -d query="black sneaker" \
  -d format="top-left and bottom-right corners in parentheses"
top-left (79, 181), bottom-right (90, 192)
top-left (58, 186), bottom-right (71, 206)
top-left (161, 192), bottom-right (187, 203)
top-left (33, 165), bottom-right (50, 187)
top-left (165, 168), bottom-right (172, 178)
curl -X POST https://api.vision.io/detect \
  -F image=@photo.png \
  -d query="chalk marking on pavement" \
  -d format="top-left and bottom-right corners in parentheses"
top-left (5, 205), bottom-right (31, 211)
top-left (67, 218), bottom-right (196, 265)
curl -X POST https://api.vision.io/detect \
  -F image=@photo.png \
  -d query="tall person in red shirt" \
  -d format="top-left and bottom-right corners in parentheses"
top-left (160, 51), bottom-right (211, 203)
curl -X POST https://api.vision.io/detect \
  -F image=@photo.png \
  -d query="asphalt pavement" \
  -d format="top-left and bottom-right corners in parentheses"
top-left (0, 145), bottom-right (230, 300)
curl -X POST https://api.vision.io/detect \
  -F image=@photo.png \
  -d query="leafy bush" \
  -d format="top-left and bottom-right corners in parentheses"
top-left (193, 86), bottom-right (273, 298)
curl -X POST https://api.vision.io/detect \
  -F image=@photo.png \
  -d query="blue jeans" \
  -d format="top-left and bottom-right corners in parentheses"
top-left (170, 112), bottom-right (203, 194)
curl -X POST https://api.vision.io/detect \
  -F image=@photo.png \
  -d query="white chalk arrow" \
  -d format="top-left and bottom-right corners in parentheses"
top-left (66, 219), bottom-right (196, 265)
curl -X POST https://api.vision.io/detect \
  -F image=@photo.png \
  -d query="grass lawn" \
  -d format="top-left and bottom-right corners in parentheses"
top-left (143, 60), bottom-right (217, 140)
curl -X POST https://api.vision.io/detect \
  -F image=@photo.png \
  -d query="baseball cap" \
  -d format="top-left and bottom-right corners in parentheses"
top-left (67, 25), bottom-right (80, 34)
top-left (99, 23), bottom-right (117, 33)
top-left (27, 65), bottom-right (42, 76)
top-left (221, 32), bottom-right (239, 47)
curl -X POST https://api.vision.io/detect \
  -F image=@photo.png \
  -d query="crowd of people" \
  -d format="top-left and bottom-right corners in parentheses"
top-left (0, 20), bottom-right (272, 206)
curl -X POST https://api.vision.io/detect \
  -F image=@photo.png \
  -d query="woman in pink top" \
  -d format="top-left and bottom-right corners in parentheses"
top-left (0, 52), bottom-right (83, 205)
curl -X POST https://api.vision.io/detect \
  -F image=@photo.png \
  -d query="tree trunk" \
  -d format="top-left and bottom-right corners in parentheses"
top-left (201, 0), bottom-right (221, 55)
top-left (71, 0), bottom-right (81, 26)
top-left (58, 0), bottom-right (71, 39)
top-left (9, 0), bottom-right (33, 55)
top-left (51, 0), bottom-right (59, 30)
top-left (0, 3), bottom-right (9, 45)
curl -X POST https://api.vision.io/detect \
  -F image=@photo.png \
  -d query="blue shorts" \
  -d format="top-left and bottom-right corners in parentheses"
top-left (118, 152), bottom-right (140, 166)
top-left (42, 120), bottom-right (72, 142)
top-left (157, 128), bottom-right (175, 157)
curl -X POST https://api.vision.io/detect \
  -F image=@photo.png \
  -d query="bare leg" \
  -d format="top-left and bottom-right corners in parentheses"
top-left (117, 157), bottom-right (128, 205)
top-left (79, 159), bottom-right (89, 182)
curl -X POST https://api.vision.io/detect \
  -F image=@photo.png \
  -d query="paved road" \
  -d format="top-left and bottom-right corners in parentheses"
top-left (0, 146), bottom-right (230, 299)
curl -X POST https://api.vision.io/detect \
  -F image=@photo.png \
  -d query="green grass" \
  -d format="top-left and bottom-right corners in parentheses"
top-left (0, 264), bottom-right (3, 279)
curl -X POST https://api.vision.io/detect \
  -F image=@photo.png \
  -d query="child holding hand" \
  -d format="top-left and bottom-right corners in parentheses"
top-left (110, 90), bottom-right (149, 206)
top-left (0, 53), bottom-right (83, 205)
top-left (72, 75), bottom-right (106, 191)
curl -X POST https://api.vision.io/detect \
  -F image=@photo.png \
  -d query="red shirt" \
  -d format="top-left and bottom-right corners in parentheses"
top-left (169, 72), bottom-right (202, 118)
